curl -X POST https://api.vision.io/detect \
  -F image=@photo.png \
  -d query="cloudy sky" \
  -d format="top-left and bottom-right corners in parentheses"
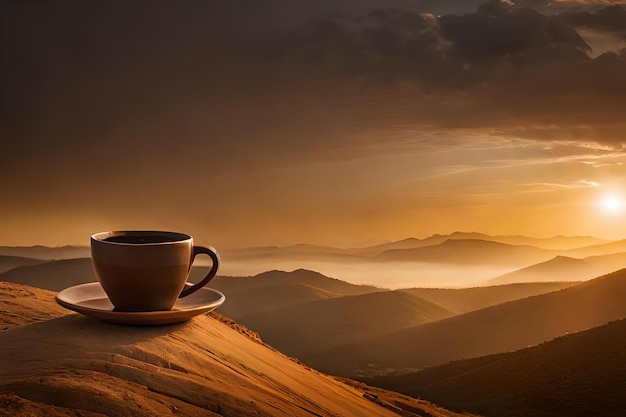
top-left (2, 0), bottom-right (626, 248)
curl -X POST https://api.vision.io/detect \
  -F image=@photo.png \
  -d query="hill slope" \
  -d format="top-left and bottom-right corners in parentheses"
top-left (217, 282), bottom-right (341, 319)
top-left (0, 258), bottom-right (95, 291)
top-left (0, 281), bottom-right (468, 417)
top-left (0, 255), bottom-right (47, 274)
top-left (402, 281), bottom-right (578, 314)
top-left (239, 290), bottom-right (454, 357)
top-left (564, 239), bottom-right (626, 258)
top-left (485, 255), bottom-right (598, 285)
top-left (308, 268), bottom-right (626, 377)
top-left (367, 318), bottom-right (626, 417)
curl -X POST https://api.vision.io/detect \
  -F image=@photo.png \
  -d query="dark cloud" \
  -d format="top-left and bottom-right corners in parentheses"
top-left (270, 2), bottom-right (595, 88)
top-left (513, 1), bottom-right (626, 15)
top-left (478, 0), bottom-right (517, 16)
top-left (267, 10), bottom-right (455, 85)
top-left (260, 2), bottom-right (626, 147)
top-left (556, 5), bottom-right (626, 38)
top-left (2, 0), bottom-right (626, 176)
top-left (440, 4), bottom-right (591, 61)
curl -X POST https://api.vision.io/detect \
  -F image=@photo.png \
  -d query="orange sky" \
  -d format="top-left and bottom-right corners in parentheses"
top-left (2, 0), bottom-right (626, 248)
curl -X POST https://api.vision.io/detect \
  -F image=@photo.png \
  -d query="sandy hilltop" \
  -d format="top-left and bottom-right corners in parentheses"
top-left (0, 282), bottom-right (469, 417)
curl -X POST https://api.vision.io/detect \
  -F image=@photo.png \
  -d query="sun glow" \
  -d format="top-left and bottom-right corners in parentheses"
top-left (601, 195), bottom-right (623, 213)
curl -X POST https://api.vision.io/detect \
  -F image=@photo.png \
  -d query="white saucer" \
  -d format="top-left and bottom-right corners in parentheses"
top-left (56, 282), bottom-right (225, 325)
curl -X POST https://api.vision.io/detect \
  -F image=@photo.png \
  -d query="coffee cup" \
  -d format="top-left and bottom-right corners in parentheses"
top-left (91, 230), bottom-right (220, 312)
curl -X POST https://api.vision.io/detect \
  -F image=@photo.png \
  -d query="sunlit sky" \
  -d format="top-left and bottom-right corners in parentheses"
top-left (2, 0), bottom-right (626, 248)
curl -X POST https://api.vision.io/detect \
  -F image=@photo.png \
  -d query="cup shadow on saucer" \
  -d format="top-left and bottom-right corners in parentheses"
top-left (56, 282), bottom-right (225, 326)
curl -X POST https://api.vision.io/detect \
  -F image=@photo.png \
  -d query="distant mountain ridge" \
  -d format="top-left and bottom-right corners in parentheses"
top-left (363, 232), bottom-right (610, 253)
top-left (208, 268), bottom-right (381, 295)
top-left (0, 233), bottom-right (615, 261)
top-left (564, 239), bottom-right (626, 258)
top-left (1, 234), bottom-right (618, 289)
top-left (222, 232), bottom-right (612, 258)
top-left (486, 252), bottom-right (626, 285)
top-left (0, 245), bottom-right (89, 260)
top-left (374, 239), bottom-right (557, 266)
top-left (486, 255), bottom-right (598, 285)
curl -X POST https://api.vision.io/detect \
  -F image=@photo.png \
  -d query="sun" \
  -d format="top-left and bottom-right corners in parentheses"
top-left (601, 195), bottom-right (622, 213)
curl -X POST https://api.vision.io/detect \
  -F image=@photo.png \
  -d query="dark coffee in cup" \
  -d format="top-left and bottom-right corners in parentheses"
top-left (91, 231), bottom-right (220, 312)
top-left (103, 234), bottom-right (183, 244)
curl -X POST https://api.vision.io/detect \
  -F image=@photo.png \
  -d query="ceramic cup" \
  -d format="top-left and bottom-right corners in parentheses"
top-left (91, 230), bottom-right (220, 312)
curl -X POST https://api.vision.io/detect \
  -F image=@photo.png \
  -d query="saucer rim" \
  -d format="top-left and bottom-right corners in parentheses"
top-left (55, 281), bottom-right (225, 325)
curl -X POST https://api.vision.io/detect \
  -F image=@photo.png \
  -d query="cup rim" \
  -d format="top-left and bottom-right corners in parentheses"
top-left (91, 230), bottom-right (192, 245)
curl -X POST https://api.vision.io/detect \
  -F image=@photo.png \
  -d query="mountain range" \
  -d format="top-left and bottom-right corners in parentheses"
top-left (306, 268), bottom-right (626, 377)
top-left (3, 232), bottom-right (625, 287)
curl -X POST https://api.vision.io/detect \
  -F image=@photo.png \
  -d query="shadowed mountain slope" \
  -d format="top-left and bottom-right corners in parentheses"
top-left (0, 255), bottom-right (47, 274)
top-left (485, 255), bottom-right (598, 285)
top-left (486, 252), bottom-right (626, 285)
top-left (216, 282), bottom-right (341, 319)
top-left (367, 318), bottom-right (626, 417)
top-left (402, 281), bottom-right (578, 314)
top-left (308, 269), bottom-right (626, 377)
top-left (239, 290), bottom-right (454, 358)
top-left (584, 251), bottom-right (626, 272)
top-left (0, 258), bottom-right (95, 291)
top-left (564, 239), bottom-right (626, 258)
top-left (0, 281), bottom-right (469, 417)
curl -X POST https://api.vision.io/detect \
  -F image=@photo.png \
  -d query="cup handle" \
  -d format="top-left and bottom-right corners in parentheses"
top-left (179, 245), bottom-right (220, 298)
